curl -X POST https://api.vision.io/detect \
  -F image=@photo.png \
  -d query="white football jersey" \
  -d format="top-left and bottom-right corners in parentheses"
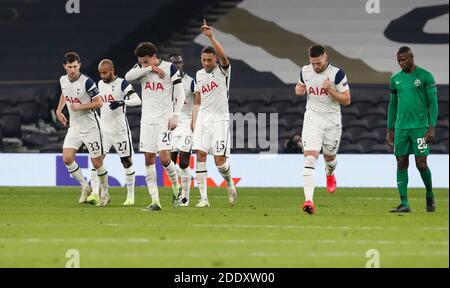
top-left (60, 74), bottom-right (101, 133)
top-left (180, 73), bottom-right (195, 122)
top-left (98, 77), bottom-right (135, 134)
top-left (194, 64), bottom-right (231, 123)
top-left (137, 60), bottom-right (181, 125)
top-left (299, 63), bottom-right (349, 125)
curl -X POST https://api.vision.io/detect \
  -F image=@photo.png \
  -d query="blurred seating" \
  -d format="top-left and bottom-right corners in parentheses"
top-left (339, 144), bottom-right (364, 154)
top-left (0, 108), bottom-right (22, 138)
top-left (227, 87), bottom-right (448, 154)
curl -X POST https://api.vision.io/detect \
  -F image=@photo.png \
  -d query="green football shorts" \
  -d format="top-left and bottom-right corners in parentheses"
top-left (394, 128), bottom-right (430, 157)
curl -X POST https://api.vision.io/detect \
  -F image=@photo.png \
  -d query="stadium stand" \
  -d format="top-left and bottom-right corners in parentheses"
top-left (0, 0), bottom-right (242, 152)
top-left (0, 0), bottom-right (172, 81)
top-left (187, 0), bottom-right (449, 154)
top-left (0, 0), bottom-right (448, 154)
top-left (0, 123), bottom-right (3, 151)
top-left (194, 0), bottom-right (449, 85)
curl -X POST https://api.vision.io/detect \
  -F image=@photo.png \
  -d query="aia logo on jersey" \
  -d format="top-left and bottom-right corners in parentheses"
top-left (309, 87), bottom-right (329, 96)
top-left (145, 82), bottom-right (164, 91)
top-left (201, 81), bottom-right (218, 95)
top-left (101, 94), bottom-right (115, 103)
top-left (65, 96), bottom-right (82, 104)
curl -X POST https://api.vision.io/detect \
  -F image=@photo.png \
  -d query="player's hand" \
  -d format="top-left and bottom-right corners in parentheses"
top-left (386, 129), bottom-right (395, 146)
top-left (424, 127), bottom-right (435, 144)
top-left (201, 19), bottom-right (213, 38)
top-left (295, 83), bottom-right (306, 96)
top-left (109, 100), bottom-right (125, 110)
top-left (70, 103), bottom-right (81, 111)
top-left (322, 78), bottom-right (332, 91)
top-left (151, 65), bottom-right (165, 79)
top-left (56, 110), bottom-right (68, 127)
top-left (168, 114), bottom-right (179, 131)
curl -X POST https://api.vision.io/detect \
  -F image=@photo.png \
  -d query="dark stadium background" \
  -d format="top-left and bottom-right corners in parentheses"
top-left (0, 0), bottom-right (448, 155)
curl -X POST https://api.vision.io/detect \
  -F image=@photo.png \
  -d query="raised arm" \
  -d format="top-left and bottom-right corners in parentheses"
top-left (201, 19), bottom-right (229, 67)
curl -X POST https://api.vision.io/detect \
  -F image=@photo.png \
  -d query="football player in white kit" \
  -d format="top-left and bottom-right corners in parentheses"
top-left (56, 52), bottom-right (109, 205)
top-left (125, 42), bottom-right (186, 211)
top-left (169, 53), bottom-right (195, 207)
top-left (192, 20), bottom-right (237, 208)
top-left (295, 45), bottom-right (351, 214)
top-left (86, 59), bottom-right (141, 206)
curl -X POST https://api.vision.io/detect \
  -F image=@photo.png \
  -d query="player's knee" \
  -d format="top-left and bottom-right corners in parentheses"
top-left (120, 157), bottom-right (132, 168)
top-left (303, 155), bottom-right (317, 176)
top-left (397, 159), bottom-right (408, 170)
top-left (179, 153), bottom-right (191, 169)
top-left (196, 151), bottom-right (207, 162)
top-left (159, 151), bottom-right (172, 165)
top-left (416, 160), bottom-right (428, 172)
top-left (91, 158), bottom-right (103, 169)
top-left (397, 163), bottom-right (408, 170)
top-left (145, 165), bottom-right (156, 183)
top-left (214, 156), bottom-right (226, 167)
top-left (145, 153), bottom-right (156, 166)
top-left (63, 157), bottom-right (74, 166)
top-left (323, 154), bottom-right (336, 163)
top-left (171, 152), bottom-right (179, 164)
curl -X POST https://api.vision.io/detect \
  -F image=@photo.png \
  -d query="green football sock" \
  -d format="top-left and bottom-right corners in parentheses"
top-left (420, 168), bottom-right (434, 199)
top-left (397, 169), bottom-right (409, 207)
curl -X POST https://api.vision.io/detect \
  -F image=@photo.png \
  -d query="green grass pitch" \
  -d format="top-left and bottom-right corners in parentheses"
top-left (0, 187), bottom-right (448, 268)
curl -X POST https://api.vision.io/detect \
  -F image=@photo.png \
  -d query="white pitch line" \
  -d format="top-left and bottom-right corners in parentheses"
top-left (207, 195), bottom-right (449, 201)
top-left (2, 223), bottom-right (448, 231)
top-left (191, 223), bottom-right (449, 231)
top-left (77, 250), bottom-right (450, 258)
top-left (0, 238), bottom-right (447, 246)
top-left (1, 250), bottom-right (447, 260)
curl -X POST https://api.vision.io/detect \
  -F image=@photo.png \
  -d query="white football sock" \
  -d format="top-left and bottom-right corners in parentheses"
top-left (65, 162), bottom-right (89, 190)
top-left (124, 166), bottom-right (135, 200)
top-left (163, 161), bottom-right (179, 186)
top-left (217, 160), bottom-right (232, 186)
top-left (90, 168), bottom-right (99, 196)
top-left (176, 164), bottom-right (182, 180)
top-left (303, 156), bottom-right (317, 202)
top-left (145, 165), bottom-right (159, 203)
top-left (325, 159), bottom-right (337, 176)
top-left (196, 162), bottom-right (208, 201)
top-left (96, 165), bottom-right (109, 197)
top-left (180, 167), bottom-right (191, 199)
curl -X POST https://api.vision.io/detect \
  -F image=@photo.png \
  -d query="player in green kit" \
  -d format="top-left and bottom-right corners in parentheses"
top-left (386, 46), bottom-right (439, 213)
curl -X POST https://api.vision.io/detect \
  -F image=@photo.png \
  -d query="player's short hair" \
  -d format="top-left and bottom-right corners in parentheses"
top-left (201, 46), bottom-right (216, 55)
top-left (64, 52), bottom-right (81, 64)
top-left (98, 59), bottom-right (114, 70)
top-left (135, 42), bottom-right (157, 57)
top-left (397, 46), bottom-right (413, 55)
top-left (309, 45), bottom-right (326, 58)
top-left (169, 53), bottom-right (182, 58)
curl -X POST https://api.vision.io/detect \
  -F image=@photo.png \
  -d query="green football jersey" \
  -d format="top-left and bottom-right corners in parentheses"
top-left (387, 66), bottom-right (438, 129)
